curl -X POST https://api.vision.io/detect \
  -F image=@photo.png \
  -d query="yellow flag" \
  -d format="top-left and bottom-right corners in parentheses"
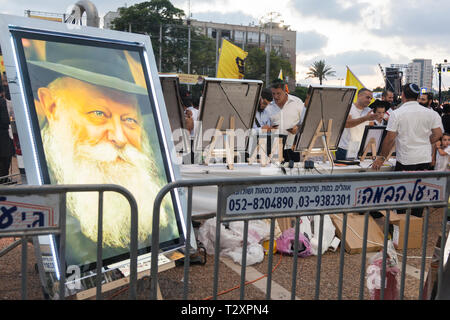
top-left (216, 39), bottom-right (248, 79)
top-left (345, 66), bottom-right (366, 103)
top-left (278, 69), bottom-right (283, 80)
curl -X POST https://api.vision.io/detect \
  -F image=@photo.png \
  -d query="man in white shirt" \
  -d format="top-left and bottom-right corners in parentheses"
top-left (181, 96), bottom-right (199, 163)
top-left (267, 79), bottom-right (305, 162)
top-left (336, 88), bottom-right (377, 160)
top-left (372, 83), bottom-right (443, 216)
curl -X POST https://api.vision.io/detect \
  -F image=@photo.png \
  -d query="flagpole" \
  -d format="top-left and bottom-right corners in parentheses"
top-left (216, 38), bottom-right (224, 78)
top-left (215, 32), bottom-right (222, 77)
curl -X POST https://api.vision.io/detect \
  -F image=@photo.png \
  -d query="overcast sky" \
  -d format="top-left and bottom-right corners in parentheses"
top-left (1, 0), bottom-right (450, 91)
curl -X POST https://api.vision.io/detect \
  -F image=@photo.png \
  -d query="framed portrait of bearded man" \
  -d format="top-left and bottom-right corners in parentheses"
top-left (0, 14), bottom-right (187, 287)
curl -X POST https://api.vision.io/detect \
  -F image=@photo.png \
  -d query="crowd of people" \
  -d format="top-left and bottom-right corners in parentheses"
top-left (250, 79), bottom-right (450, 178)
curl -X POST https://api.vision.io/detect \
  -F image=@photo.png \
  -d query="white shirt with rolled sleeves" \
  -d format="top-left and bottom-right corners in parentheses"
top-left (269, 94), bottom-right (305, 149)
top-left (338, 103), bottom-right (372, 151)
top-left (386, 101), bottom-right (443, 165)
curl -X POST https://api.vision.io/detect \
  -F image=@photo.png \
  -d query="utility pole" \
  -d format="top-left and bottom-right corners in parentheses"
top-left (187, 0), bottom-right (192, 90)
top-left (215, 29), bottom-right (220, 76)
top-left (265, 20), bottom-right (272, 86)
top-left (159, 24), bottom-right (162, 72)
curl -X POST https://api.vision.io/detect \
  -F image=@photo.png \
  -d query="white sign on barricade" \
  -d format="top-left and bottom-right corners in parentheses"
top-left (0, 194), bottom-right (60, 233)
top-left (225, 177), bottom-right (446, 215)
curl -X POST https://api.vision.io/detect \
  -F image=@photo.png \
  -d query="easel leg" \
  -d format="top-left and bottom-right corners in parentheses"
top-left (259, 137), bottom-right (268, 167)
top-left (203, 116), bottom-right (225, 165)
top-left (226, 117), bottom-right (235, 169)
top-left (269, 137), bottom-right (283, 163)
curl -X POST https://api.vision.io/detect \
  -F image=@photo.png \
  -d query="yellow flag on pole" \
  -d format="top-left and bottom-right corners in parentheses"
top-left (278, 69), bottom-right (283, 80)
top-left (216, 39), bottom-right (248, 79)
top-left (345, 66), bottom-right (366, 103)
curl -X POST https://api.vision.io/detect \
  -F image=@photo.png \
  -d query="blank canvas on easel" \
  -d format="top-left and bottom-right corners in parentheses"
top-left (198, 77), bottom-right (263, 152)
top-left (294, 85), bottom-right (356, 152)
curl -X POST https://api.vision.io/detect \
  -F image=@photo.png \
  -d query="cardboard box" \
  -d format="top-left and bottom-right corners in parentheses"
top-left (387, 212), bottom-right (423, 250)
top-left (331, 213), bottom-right (385, 254)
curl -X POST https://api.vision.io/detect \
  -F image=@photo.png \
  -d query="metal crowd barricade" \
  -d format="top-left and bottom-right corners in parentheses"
top-left (150, 170), bottom-right (450, 300)
top-left (0, 173), bottom-right (22, 185)
top-left (0, 184), bottom-right (139, 300)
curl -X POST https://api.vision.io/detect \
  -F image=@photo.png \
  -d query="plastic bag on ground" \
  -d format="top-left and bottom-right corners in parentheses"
top-left (297, 215), bottom-right (337, 255)
top-left (276, 227), bottom-right (312, 258)
top-left (197, 218), bottom-right (274, 266)
top-left (366, 240), bottom-right (400, 300)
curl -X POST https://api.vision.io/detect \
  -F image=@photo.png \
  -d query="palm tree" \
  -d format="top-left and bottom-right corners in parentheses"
top-left (306, 60), bottom-right (336, 85)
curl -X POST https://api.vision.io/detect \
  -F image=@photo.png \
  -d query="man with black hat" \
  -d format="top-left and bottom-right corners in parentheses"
top-left (372, 83), bottom-right (443, 216)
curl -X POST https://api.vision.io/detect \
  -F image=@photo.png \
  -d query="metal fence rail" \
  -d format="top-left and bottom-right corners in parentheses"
top-left (0, 184), bottom-right (139, 300)
top-left (150, 171), bottom-right (450, 300)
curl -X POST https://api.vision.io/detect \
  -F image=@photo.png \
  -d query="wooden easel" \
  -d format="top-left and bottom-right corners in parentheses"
top-left (301, 119), bottom-right (333, 163)
top-left (386, 144), bottom-right (396, 162)
top-left (248, 133), bottom-right (270, 166)
top-left (269, 136), bottom-right (284, 164)
top-left (73, 251), bottom-right (183, 300)
top-left (203, 116), bottom-right (237, 169)
top-left (360, 137), bottom-right (377, 161)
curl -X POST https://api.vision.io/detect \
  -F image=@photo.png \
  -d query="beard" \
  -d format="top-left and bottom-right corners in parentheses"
top-left (41, 114), bottom-right (175, 248)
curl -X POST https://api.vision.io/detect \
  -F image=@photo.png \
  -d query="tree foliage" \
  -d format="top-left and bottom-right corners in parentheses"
top-left (306, 60), bottom-right (335, 85)
top-left (292, 86), bottom-right (308, 101)
top-left (244, 47), bottom-right (293, 85)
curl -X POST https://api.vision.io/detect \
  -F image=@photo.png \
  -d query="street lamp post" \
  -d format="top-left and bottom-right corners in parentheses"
top-left (260, 12), bottom-right (281, 86)
top-left (437, 59), bottom-right (447, 106)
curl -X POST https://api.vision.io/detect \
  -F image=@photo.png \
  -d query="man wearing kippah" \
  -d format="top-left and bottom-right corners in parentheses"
top-left (372, 83), bottom-right (443, 217)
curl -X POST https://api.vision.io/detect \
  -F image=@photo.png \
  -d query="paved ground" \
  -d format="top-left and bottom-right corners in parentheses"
top-left (0, 210), bottom-right (446, 300)
top-left (0, 156), bottom-right (447, 300)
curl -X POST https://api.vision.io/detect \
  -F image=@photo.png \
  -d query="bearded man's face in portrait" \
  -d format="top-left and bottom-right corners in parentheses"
top-left (38, 76), bottom-right (171, 248)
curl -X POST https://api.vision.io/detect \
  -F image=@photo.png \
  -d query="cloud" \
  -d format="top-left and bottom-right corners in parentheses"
top-left (296, 31), bottom-right (328, 53)
top-left (369, 0), bottom-right (450, 47)
top-left (290, 0), bottom-right (365, 22)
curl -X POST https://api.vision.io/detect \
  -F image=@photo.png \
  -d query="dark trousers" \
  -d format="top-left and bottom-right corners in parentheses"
top-left (0, 156), bottom-right (11, 183)
top-left (280, 134), bottom-right (300, 163)
top-left (395, 161), bottom-right (431, 217)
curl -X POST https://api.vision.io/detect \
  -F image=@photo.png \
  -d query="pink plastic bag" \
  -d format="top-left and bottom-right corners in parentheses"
top-left (276, 227), bottom-right (312, 258)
